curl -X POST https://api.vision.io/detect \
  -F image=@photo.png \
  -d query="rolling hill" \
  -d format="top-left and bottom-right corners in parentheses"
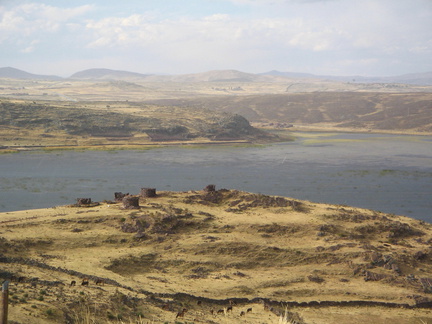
top-left (0, 67), bottom-right (61, 80)
top-left (146, 92), bottom-right (432, 133)
top-left (0, 99), bottom-right (279, 150)
top-left (69, 68), bottom-right (152, 80)
top-left (260, 70), bottom-right (432, 85)
top-left (2, 66), bottom-right (432, 85)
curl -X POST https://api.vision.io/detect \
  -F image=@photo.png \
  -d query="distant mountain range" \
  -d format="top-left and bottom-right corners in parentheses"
top-left (261, 70), bottom-right (432, 85)
top-left (0, 67), bottom-right (62, 81)
top-left (1, 66), bottom-right (432, 85)
top-left (70, 68), bottom-right (152, 80)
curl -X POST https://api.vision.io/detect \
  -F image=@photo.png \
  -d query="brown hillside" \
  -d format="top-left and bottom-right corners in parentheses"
top-left (147, 92), bottom-right (432, 133)
top-left (1, 77), bottom-right (431, 135)
top-left (1, 188), bottom-right (432, 323)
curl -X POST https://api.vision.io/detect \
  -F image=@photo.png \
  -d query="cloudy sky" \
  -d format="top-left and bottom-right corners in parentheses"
top-left (0, 0), bottom-right (431, 77)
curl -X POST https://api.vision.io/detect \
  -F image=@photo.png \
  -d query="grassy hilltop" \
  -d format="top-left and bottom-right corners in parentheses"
top-left (0, 99), bottom-right (279, 152)
top-left (1, 188), bottom-right (432, 323)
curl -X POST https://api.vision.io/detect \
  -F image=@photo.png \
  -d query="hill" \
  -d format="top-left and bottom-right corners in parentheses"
top-left (0, 67), bottom-right (61, 80)
top-left (68, 69), bottom-right (291, 83)
top-left (1, 188), bottom-right (432, 323)
top-left (147, 92), bottom-right (432, 133)
top-left (69, 68), bottom-right (152, 80)
top-left (2, 66), bottom-right (432, 85)
top-left (159, 69), bottom-right (286, 82)
top-left (0, 99), bottom-right (278, 151)
top-left (261, 70), bottom-right (432, 85)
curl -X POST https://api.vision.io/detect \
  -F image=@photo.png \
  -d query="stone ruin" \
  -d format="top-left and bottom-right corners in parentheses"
top-left (204, 184), bottom-right (216, 192)
top-left (141, 188), bottom-right (157, 198)
top-left (114, 192), bottom-right (129, 202)
top-left (122, 196), bottom-right (140, 209)
top-left (76, 198), bottom-right (92, 206)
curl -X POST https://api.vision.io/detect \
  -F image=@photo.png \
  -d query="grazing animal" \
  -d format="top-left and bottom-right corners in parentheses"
top-left (81, 278), bottom-right (89, 286)
top-left (70, 280), bottom-right (76, 287)
top-left (247, 307), bottom-right (252, 313)
top-left (197, 300), bottom-right (202, 306)
top-left (95, 278), bottom-right (104, 285)
top-left (175, 308), bottom-right (187, 319)
top-left (217, 309), bottom-right (224, 314)
top-left (226, 306), bottom-right (233, 313)
top-left (210, 309), bottom-right (214, 315)
top-left (240, 311), bottom-right (245, 316)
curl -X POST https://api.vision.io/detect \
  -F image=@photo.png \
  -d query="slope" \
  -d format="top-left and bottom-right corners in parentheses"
top-left (1, 188), bottom-right (432, 323)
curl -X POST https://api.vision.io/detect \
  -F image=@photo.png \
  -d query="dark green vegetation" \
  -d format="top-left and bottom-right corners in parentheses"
top-left (146, 92), bottom-right (432, 132)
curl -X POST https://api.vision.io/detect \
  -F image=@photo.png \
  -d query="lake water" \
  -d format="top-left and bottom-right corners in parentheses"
top-left (1, 132), bottom-right (431, 222)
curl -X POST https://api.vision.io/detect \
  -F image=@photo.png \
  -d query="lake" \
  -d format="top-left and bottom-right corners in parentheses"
top-left (1, 132), bottom-right (431, 222)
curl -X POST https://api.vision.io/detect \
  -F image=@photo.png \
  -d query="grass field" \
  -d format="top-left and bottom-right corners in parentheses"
top-left (1, 189), bottom-right (432, 323)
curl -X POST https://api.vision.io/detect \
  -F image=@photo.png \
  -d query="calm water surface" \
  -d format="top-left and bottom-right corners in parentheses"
top-left (1, 132), bottom-right (431, 221)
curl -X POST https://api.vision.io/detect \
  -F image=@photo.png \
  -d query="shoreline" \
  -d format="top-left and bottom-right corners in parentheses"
top-left (0, 139), bottom-right (257, 153)
top-left (256, 123), bottom-right (432, 136)
top-left (2, 127), bottom-right (431, 154)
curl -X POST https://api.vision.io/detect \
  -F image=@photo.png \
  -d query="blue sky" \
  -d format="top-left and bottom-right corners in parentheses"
top-left (0, 0), bottom-right (431, 77)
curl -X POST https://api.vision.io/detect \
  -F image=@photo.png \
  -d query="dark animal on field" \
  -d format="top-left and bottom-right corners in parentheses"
top-left (81, 278), bottom-right (89, 286)
top-left (70, 280), bottom-right (76, 287)
top-left (197, 300), bottom-right (202, 306)
top-left (95, 278), bottom-right (104, 285)
top-left (210, 309), bottom-right (214, 315)
top-left (240, 311), bottom-right (245, 316)
top-left (227, 306), bottom-right (233, 312)
top-left (11, 276), bottom-right (26, 283)
top-left (217, 309), bottom-right (224, 314)
top-left (175, 308), bottom-right (187, 319)
top-left (247, 307), bottom-right (252, 313)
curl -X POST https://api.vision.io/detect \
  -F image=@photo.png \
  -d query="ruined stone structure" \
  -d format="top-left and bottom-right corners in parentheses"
top-left (122, 196), bottom-right (140, 209)
top-left (114, 192), bottom-right (129, 202)
top-left (204, 184), bottom-right (216, 192)
top-left (76, 198), bottom-right (91, 206)
top-left (141, 188), bottom-right (157, 198)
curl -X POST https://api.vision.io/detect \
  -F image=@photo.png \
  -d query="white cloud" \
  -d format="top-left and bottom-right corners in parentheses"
top-left (1, 0), bottom-right (431, 76)
top-left (20, 39), bottom-right (40, 53)
top-left (0, 3), bottom-right (93, 50)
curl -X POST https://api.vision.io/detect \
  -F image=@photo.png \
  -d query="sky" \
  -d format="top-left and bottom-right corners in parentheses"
top-left (0, 0), bottom-right (431, 77)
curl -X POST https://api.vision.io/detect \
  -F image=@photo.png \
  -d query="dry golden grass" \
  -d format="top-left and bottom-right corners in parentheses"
top-left (1, 189), bottom-right (432, 323)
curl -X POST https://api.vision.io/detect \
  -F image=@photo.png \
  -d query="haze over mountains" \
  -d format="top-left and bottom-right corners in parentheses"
top-left (1, 66), bottom-right (432, 85)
